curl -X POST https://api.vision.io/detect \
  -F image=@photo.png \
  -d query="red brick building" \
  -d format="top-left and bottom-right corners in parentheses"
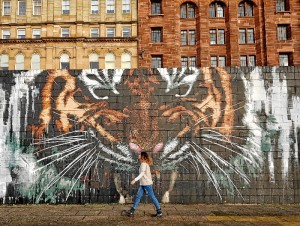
top-left (138, 0), bottom-right (300, 68)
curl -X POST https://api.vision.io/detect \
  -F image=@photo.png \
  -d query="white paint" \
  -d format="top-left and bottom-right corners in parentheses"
top-left (0, 71), bottom-right (40, 200)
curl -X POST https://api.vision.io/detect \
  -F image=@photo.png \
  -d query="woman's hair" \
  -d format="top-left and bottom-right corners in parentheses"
top-left (140, 152), bottom-right (153, 166)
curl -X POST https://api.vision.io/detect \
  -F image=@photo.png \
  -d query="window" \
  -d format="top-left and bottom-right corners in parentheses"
top-left (122, 27), bottom-right (131, 37)
top-left (239, 28), bottom-right (255, 44)
top-left (62, 0), bottom-right (70, 14)
top-left (181, 56), bottom-right (196, 67)
top-left (17, 29), bottom-right (26, 39)
top-left (279, 53), bottom-right (292, 66)
top-left (151, 27), bottom-right (162, 43)
top-left (180, 3), bottom-right (196, 18)
top-left (2, 29), bottom-right (10, 39)
top-left (151, 0), bottom-right (162, 14)
top-left (211, 56), bottom-right (226, 67)
top-left (122, 0), bottom-right (130, 13)
top-left (238, 1), bottom-right (254, 17)
top-left (18, 0), bottom-right (26, 15)
top-left (210, 29), bottom-right (225, 45)
top-left (91, 0), bottom-right (99, 14)
top-left (181, 57), bottom-right (188, 68)
top-left (209, 2), bottom-right (224, 18)
top-left (121, 53), bottom-right (131, 69)
top-left (61, 28), bottom-right (70, 37)
top-left (33, 0), bottom-right (41, 15)
top-left (105, 53), bottom-right (115, 69)
top-left (89, 53), bottom-right (99, 69)
top-left (190, 57), bottom-right (196, 67)
top-left (152, 55), bottom-right (162, 68)
top-left (3, 1), bottom-right (11, 16)
top-left (31, 54), bottom-right (40, 70)
top-left (277, 24), bottom-right (291, 40)
top-left (0, 54), bottom-right (9, 70)
top-left (181, 30), bottom-right (196, 45)
top-left (106, 0), bottom-right (115, 14)
top-left (90, 28), bottom-right (99, 38)
top-left (106, 27), bottom-right (115, 37)
top-left (276, 0), bottom-right (289, 12)
top-left (32, 29), bottom-right (41, 38)
top-left (240, 55), bottom-right (256, 66)
top-left (60, 54), bottom-right (70, 69)
top-left (15, 54), bottom-right (25, 70)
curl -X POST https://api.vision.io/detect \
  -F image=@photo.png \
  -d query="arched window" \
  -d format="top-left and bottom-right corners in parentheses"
top-left (105, 53), bottom-right (115, 69)
top-left (238, 1), bottom-right (254, 17)
top-left (31, 54), bottom-right (40, 70)
top-left (121, 53), bottom-right (131, 69)
top-left (0, 54), bottom-right (9, 70)
top-left (180, 2), bottom-right (196, 18)
top-left (15, 53), bottom-right (24, 70)
top-left (89, 53), bottom-right (99, 69)
top-left (60, 53), bottom-right (70, 69)
top-left (209, 2), bottom-right (225, 18)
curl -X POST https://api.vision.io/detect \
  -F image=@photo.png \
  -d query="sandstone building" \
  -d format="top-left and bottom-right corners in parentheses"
top-left (138, 0), bottom-right (300, 68)
top-left (0, 0), bottom-right (138, 70)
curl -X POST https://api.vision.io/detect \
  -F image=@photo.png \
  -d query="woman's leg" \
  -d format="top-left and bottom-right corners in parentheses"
top-left (132, 186), bottom-right (144, 210)
top-left (144, 185), bottom-right (161, 210)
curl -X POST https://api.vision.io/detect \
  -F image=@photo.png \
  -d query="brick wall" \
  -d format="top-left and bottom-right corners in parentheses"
top-left (0, 67), bottom-right (300, 204)
top-left (138, 0), bottom-right (300, 67)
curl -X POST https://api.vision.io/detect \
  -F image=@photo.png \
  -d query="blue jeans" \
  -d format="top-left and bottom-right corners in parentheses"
top-left (132, 185), bottom-right (161, 210)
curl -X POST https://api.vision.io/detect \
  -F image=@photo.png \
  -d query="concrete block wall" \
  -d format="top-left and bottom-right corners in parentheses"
top-left (0, 67), bottom-right (299, 204)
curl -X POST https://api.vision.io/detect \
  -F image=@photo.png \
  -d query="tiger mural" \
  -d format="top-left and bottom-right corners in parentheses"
top-left (22, 67), bottom-right (262, 204)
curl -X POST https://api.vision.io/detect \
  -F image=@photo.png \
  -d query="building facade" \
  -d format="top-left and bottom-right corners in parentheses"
top-left (138, 0), bottom-right (300, 68)
top-left (0, 0), bottom-right (138, 70)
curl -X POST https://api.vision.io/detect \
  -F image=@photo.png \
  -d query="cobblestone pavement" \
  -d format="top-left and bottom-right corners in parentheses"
top-left (0, 204), bottom-right (299, 226)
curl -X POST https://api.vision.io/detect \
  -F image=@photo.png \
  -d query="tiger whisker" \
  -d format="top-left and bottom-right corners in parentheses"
top-left (190, 145), bottom-right (222, 199)
top-left (193, 101), bottom-right (245, 128)
top-left (201, 137), bottom-right (253, 164)
top-left (34, 142), bottom-right (94, 172)
top-left (99, 143), bottom-right (133, 163)
top-left (199, 145), bottom-right (245, 199)
top-left (34, 137), bottom-right (88, 154)
top-left (66, 146), bottom-right (99, 201)
top-left (36, 147), bottom-right (94, 203)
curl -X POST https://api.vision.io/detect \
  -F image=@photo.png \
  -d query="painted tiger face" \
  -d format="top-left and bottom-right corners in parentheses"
top-left (31, 67), bottom-right (262, 202)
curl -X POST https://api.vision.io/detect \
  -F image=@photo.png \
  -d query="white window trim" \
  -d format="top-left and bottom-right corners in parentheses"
top-left (61, 28), bottom-right (70, 37)
top-left (90, 28), bottom-right (99, 37)
top-left (122, 0), bottom-right (130, 13)
top-left (91, 0), bottom-right (99, 14)
top-left (18, 0), bottom-right (26, 16)
top-left (106, 0), bottom-right (115, 14)
top-left (32, 0), bottom-right (42, 15)
top-left (3, 1), bottom-right (11, 16)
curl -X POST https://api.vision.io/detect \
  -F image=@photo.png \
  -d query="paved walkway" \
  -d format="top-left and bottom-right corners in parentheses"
top-left (0, 203), bottom-right (299, 226)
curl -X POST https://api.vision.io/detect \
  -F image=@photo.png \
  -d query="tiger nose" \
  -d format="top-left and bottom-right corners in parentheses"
top-left (129, 142), bottom-right (164, 153)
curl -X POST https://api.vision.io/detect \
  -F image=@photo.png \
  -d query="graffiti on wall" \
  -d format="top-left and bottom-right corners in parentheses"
top-left (0, 67), bottom-right (299, 204)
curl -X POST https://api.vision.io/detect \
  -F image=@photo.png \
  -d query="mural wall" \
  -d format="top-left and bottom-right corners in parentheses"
top-left (0, 67), bottom-right (299, 204)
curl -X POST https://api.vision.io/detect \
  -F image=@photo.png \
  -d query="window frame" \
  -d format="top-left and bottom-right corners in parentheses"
top-left (209, 2), bottom-right (225, 18)
top-left (31, 53), bottom-right (41, 70)
top-left (61, 27), bottom-right (70, 38)
top-left (151, 0), bottom-right (162, 15)
top-left (239, 28), bottom-right (255, 44)
top-left (17, 28), bottom-right (26, 39)
top-left (151, 27), bottom-right (162, 43)
top-left (3, 1), bottom-right (11, 16)
top-left (180, 2), bottom-right (196, 19)
top-left (32, 28), bottom-right (41, 39)
top-left (276, 0), bottom-right (289, 12)
top-left (210, 56), bottom-right (226, 67)
top-left (90, 28), bottom-right (99, 38)
top-left (210, 28), bottom-right (225, 45)
top-left (62, 0), bottom-right (70, 15)
top-left (238, 1), bottom-right (254, 17)
top-left (33, 0), bottom-right (42, 15)
top-left (279, 53), bottom-right (292, 66)
top-left (2, 29), bottom-right (10, 39)
top-left (91, 0), bottom-right (99, 14)
top-left (277, 24), bottom-right (291, 41)
top-left (106, 0), bottom-right (115, 14)
top-left (122, 0), bottom-right (130, 14)
top-left (18, 0), bottom-right (26, 16)
top-left (151, 55), bottom-right (162, 68)
top-left (106, 27), bottom-right (115, 37)
top-left (122, 27), bottom-right (131, 37)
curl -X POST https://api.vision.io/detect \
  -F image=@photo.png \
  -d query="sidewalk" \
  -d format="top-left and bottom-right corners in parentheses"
top-left (0, 203), bottom-right (299, 226)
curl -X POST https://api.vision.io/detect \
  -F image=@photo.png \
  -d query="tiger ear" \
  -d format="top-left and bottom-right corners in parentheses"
top-left (153, 142), bottom-right (164, 153)
top-left (129, 142), bottom-right (142, 154)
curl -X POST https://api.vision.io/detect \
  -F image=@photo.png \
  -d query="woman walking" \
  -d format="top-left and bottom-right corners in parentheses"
top-left (127, 152), bottom-right (162, 217)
